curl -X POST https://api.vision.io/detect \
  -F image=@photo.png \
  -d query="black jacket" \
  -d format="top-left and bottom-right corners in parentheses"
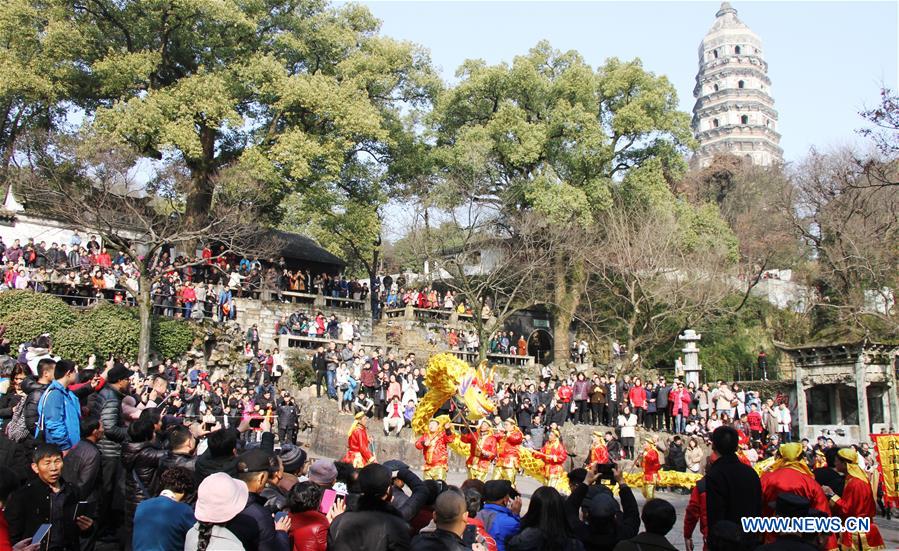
top-left (546, 405), bottom-right (568, 427)
top-left (0, 391), bottom-right (22, 424)
top-left (328, 496), bottom-right (411, 551)
top-left (61, 438), bottom-right (102, 507)
top-left (260, 483), bottom-right (288, 514)
top-left (611, 532), bottom-right (678, 551)
top-left (410, 529), bottom-right (468, 551)
top-left (94, 386), bottom-right (129, 458)
top-left (705, 453), bottom-right (762, 547)
top-left (159, 450), bottom-right (197, 473)
top-left (195, 450), bottom-right (238, 485)
top-left (566, 482), bottom-right (639, 551)
top-left (21, 378), bottom-right (49, 435)
top-left (121, 440), bottom-right (166, 529)
top-left (508, 528), bottom-right (584, 551)
top-left (665, 443), bottom-right (687, 472)
top-left (6, 479), bottom-right (83, 550)
top-left (230, 493), bottom-right (290, 551)
top-left (0, 431), bottom-right (30, 482)
top-left (277, 404), bottom-right (298, 430)
top-left (312, 352), bottom-right (327, 373)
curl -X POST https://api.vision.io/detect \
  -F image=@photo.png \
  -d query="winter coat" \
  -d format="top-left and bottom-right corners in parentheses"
top-left (37, 380), bottom-right (82, 450)
top-left (230, 493), bottom-right (290, 551)
top-left (61, 438), bottom-right (102, 507)
top-left (507, 528), bottom-right (584, 551)
top-left (289, 510), bottom-right (329, 551)
top-left (94, 386), bottom-right (129, 458)
top-left (665, 442), bottom-right (687, 472)
top-left (328, 497), bottom-right (411, 551)
top-left (573, 380), bottom-right (591, 402)
top-left (6, 479), bottom-right (83, 550)
top-left (20, 378), bottom-right (49, 436)
top-left (611, 533), bottom-right (678, 551)
top-left (476, 503), bottom-right (521, 551)
top-left (122, 440), bottom-right (166, 531)
top-left (411, 528), bottom-right (469, 551)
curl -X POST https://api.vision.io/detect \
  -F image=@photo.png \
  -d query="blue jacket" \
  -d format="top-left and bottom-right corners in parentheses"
top-left (38, 380), bottom-right (81, 451)
top-left (477, 503), bottom-right (521, 551)
top-left (132, 495), bottom-right (195, 551)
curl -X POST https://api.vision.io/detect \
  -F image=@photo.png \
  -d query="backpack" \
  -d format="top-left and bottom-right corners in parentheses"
top-left (5, 397), bottom-right (28, 442)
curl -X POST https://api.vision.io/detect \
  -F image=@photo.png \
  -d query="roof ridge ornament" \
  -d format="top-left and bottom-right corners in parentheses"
top-left (716, 2), bottom-right (737, 18)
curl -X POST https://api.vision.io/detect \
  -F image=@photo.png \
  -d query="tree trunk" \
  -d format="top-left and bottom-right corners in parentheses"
top-left (551, 254), bottom-right (585, 365)
top-left (182, 126), bottom-right (218, 251)
top-left (137, 275), bottom-right (153, 372)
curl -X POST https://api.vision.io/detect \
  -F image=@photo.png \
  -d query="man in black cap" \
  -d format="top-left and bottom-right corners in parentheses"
top-left (328, 463), bottom-right (412, 551)
top-left (92, 362), bottom-right (132, 543)
top-left (230, 448), bottom-right (291, 551)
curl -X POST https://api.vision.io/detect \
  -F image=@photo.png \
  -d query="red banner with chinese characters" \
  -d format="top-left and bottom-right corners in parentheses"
top-left (872, 434), bottom-right (899, 507)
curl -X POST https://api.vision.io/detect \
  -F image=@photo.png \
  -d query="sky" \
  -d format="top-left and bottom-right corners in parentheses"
top-left (359, 0), bottom-right (898, 164)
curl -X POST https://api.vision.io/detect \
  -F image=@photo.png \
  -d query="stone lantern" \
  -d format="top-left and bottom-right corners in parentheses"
top-left (679, 329), bottom-right (702, 387)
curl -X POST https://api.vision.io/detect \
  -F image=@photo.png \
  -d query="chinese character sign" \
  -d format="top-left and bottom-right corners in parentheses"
top-left (872, 434), bottom-right (899, 507)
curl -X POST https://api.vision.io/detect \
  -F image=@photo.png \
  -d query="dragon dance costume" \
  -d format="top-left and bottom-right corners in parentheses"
top-left (536, 430), bottom-right (568, 487)
top-left (494, 422), bottom-right (524, 486)
top-left (461, 421), bottom-right (497, 481)
top-left (415, 417), bottom-right (456, 481)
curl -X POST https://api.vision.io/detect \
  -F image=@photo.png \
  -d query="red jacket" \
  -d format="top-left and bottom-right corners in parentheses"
top-left (746, 411), bottom-right (763, 432)
top-left (684, 479), bottom-right (708, 549)
top-left (628, 385), bottom-right (647, 408)
top-left (290, 510), bottom-right (329, 551)
top-left (557, 385), bottom-right (573, 403)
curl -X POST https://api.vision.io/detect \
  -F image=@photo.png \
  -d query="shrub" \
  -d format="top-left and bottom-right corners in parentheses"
top-left (53, 324), bottom-right (98, 366)
top-left (79, 304), bottom-right (140, 361)
top-left (286, 349), bottom-right (315, 388)
top-left (0, 291), bottom-right (76, 348)
top-left (152, 318), bottom-right (196, 359)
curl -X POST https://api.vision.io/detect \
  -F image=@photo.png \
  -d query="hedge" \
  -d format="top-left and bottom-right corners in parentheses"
top-left (0, 291), bottom-right (76, 346)
top-left (0, 291), bottom-right (197, 364)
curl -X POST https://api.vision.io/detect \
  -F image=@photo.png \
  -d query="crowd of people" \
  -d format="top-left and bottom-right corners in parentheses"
top-left (0, 316), bottom-right (887, 551)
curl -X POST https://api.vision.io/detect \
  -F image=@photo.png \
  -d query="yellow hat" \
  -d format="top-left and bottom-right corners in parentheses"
top-left (592, 430), bottom-right (604, 438)
top-left (779, 442), bottom-right (804, 461)
top-left (837, 448), bottom-right (868, 483)
top-left (354, 411), bottom-right (366, 421)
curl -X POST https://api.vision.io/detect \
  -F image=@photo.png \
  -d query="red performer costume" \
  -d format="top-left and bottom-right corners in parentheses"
top-left (640, 441), bottom-right (661, 499)
top-left (536, 429), bottom-right (568, 486)
top-left (827, 448), bottom-right (884, 551)
top-left (684, 478), bottom-right (709, 551)
top-left (760, 443), bottom-right (836, 549)
top-left (415, 417), bottom-right (455, 481)
top-left (494, 420), bottom-right (523, 485)
top-left (587, 431), bottom-right (610, 468)
top-left (460, 420), bottom-right (497, 481)
top-left (341, 412), bottom-right (374, 468)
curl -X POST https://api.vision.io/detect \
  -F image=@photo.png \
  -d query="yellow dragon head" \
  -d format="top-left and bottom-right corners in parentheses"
top-left (421, 353), bottom-right (496, 422)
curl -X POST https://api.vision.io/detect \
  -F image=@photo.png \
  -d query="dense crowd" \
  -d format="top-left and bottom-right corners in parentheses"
top-left (0, 316), bottom-right (887, 551)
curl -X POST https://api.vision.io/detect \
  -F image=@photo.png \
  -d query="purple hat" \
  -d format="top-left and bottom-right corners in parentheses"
top-left (195, 472), bottom-right (248, 523)
top-left (307, 459), bottom-right (338, 486)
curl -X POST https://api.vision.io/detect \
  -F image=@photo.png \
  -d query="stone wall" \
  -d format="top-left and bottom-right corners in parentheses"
top-left (234, 297), bottom-right (373, 347)
top-left (293, 395), bottom-right (658, 472)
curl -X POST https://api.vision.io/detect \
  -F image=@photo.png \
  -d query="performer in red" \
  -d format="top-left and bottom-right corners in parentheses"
top-left (415, 417), bottom-right (455, 481)
top-left (586, 430), bottom-right (610, 469)
top-left (341, 412), bottom-right (375, 468)
top-left (684, 451), bottom-right (715, 551)
top-left (760, 442), bottom-right (836, 549)
top-left (494, 419), bottom-right (523, 485)
top-left (534, 428), bottom-right (568, 487)
top-left (460, 419), bottom-right (497, 481)
top-left (823, 448), bottom-right (885, 550)
top-left (736, 430), bottom-right (752, 466)
top-left (637, 439), bottom-right (661, 499)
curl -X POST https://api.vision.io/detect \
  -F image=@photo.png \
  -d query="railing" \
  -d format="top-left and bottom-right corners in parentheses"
top-left (449, 349), bottom-right (535, 367)
top-left (324, 295), bottom-right (365, 310)
top-left (277, 333), bottom-right (379, 351)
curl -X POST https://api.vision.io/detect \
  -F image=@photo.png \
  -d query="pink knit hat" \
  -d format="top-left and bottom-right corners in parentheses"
top-left (195, 472), bottom-right (249, 523)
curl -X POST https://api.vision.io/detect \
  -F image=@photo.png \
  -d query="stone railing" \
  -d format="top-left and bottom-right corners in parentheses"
top-left (449, 349), bottom-right (535, 367)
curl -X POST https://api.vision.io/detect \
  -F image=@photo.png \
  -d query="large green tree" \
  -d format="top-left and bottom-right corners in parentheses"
top-left (2, 0), bottom-right (438, 233)
top-left (430, 41), bottom-right (694, 361)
